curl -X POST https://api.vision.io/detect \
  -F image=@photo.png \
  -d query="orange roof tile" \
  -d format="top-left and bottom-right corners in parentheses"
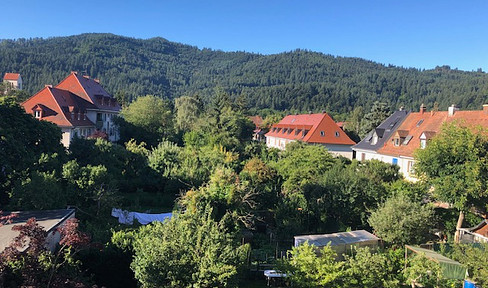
top-left (22, 86), bottom-right (96, 128)
top-left (378, 109), bottom-right (488, 158)
top-left (249, 115), bottom-right (264, 128)
top-left (56, 72), bottom-right (120, 112)
top-left (3, 73), bottom-right (20, 81)
top-left (265, 113), bottom-right (355, 145)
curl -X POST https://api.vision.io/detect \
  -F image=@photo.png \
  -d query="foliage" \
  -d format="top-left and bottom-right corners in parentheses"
top-left (0, 218), bottom-right (91, 288)
top-left (404, 253), bottom-right (445, 288)
top-left (118, 95), bottom-right (174, 147)
top-left (280, 242), bottom-right (343, 288)
top-left (415, 122), bottom-right (488, 213)
top-left (359, 101), bottom-right (390, 137)
top-left (450, 244), bottom-right (488, 287)
top-left (120, 207), bottom-right (249, 288)
top-left (368, 194), bottom-right (435, 246)
top-left (272, 142), bottom-right (335, 193)
top-left (0, 101), bottom-right (64, 204)
top-left (342, 247), bottom-right (401, 288)
top-left (2, 34), bottom-right (488, 115)
top-left (174, 95), bottom-right (203, 131)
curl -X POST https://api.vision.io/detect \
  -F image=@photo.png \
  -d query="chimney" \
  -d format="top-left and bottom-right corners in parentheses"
top-left (483, 104), bottom-right (488, 115)
top-left (420, 103), bottom-right (426, 114)
top-left (399, 106), bottom-right (404, 111)
top-left (448, 104), bottom-right (458, 117)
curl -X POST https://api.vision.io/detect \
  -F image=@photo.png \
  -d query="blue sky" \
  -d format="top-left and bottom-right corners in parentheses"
top-left (3, 0), bottom-right (487, 71)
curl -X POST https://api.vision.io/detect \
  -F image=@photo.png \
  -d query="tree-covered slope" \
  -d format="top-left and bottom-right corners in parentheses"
top-left (1, 33), bottom-right (487, 113)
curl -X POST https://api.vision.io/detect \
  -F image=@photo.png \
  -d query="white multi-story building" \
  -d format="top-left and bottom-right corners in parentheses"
top-left (22, 71), bottom-right (120, 147)
top-left (265, 112), bottom-right (356, 159)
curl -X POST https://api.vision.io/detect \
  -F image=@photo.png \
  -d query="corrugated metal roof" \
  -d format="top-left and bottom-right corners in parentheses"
top-left (294, 230), bottom-right (379, 247)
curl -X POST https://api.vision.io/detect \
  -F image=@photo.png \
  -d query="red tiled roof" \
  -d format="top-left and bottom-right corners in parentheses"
top-left (3, 73), bottom-right (20, 81)
top-left (265, 113), bottom-right (355, 145)
top-left (249, 115), bottom-right (264, 128)
top-left (22, 86), bottom-right (96, 128)
top-left (56, 72), bottom-right (120, 112)
top-left (378, 109), bottom-right (488, 158)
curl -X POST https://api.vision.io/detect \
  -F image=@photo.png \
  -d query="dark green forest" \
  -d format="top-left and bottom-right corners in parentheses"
top-left (1, 33), bottom-right (488, 113)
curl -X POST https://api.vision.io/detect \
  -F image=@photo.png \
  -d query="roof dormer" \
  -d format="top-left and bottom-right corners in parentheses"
top-left (419, 131), bottom-right (436, 149)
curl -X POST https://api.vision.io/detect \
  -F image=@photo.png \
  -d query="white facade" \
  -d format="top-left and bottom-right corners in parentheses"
top-left (86, 109), bottom-right (119, 142)
top-left (4, 75), bottom-right (22, 90)
top-left (60, 126), bottom-right (96, 148)
top-left (267, 136), bottom-right (353, 159)
top-left (266, 136), bottom-right (293, 150)
top-left (354, 149), bottom-right (416, 181)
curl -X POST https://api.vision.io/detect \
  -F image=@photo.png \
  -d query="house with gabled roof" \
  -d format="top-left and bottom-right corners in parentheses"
top-left (353, 109), bottom-right (410, 162)
top-left (22, 72), bottom-right (120, 147)
top-left (374, 104), bottom-right (488, 181)
top-left (3, 72), bottom-right (22, 91)
top-left (265, 112), bottom-right (356, 158)
top-left (249, 115), bottom-right (265, 141)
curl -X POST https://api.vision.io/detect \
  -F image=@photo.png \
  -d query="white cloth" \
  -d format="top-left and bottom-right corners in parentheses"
top-left (111, 208), bottom-right (135, 224)
top-left (134, 212), bottom-right (172, 225)
top-left (111, 208), bottom-right (172, 225)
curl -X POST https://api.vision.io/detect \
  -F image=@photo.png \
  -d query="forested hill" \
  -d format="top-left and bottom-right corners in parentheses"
top-left (1, 33), bottom-right (488, 113)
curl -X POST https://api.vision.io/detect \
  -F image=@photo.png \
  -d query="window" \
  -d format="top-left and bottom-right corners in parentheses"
top-left (335, 131), bottom-right (340, 137)
top-left (97, 113), bottom-right (102, 121)
top-left (371, 135), bottom-right (378, 145)
top-left (403, 135), bottom-right (413, 145)
top-left (392, 158), bottom-right (398, 165)
top-left (34, 110), bottom-right (41, 118)
top-left (416, 119), bottom-right (424, 127)
top-left (320, 131), bottom-right (325, 137)
top-left (394, 138), bottom-right (400, 146)
top-left (407, 161), bottom-right (414, 173)
top-left (420, 139), bottom-right (427, 149)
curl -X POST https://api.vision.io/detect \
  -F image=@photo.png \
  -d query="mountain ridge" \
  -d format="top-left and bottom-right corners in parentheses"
top-left (1, 33), bottom-right (487, 113)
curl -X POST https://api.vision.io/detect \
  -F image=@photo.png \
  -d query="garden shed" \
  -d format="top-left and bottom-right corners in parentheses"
top-left (404, 245), bottom-right (467, 280)
top-left (294, 230), bottom-right (380, 260)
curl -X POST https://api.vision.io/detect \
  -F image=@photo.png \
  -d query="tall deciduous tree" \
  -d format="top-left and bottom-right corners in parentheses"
top-left (0, 100), bottom-right (64, 204)
top-left (174, 95), bottom-right (203, 131)
top-left (115, 207), bottom-right (249, 288)
top-left (280, 242), bottom-right (343, 288)
top-left (118, 95), bottom-right (174, 147)
top-left (414, 123), bottom-right (488, 241)
top-left (368, 194), bottom-right (434, 246)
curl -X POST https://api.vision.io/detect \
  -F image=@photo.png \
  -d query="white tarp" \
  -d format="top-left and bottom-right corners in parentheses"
top-left (111, 208), bottom-right (172, 225)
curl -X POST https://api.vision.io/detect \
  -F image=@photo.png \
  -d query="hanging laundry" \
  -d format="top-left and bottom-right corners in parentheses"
top-left (111, 208), bottom-right (172, 225)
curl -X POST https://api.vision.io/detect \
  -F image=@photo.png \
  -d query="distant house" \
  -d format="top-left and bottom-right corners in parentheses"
top-left (356, 104), bottom-right (488, 181)
top-left (0, 209), bottom-right (75, 253)
top-left (294, 230), bottom-right (380, 260)
top-left (265, 113), bottom-right (356, 159)
top-left (3, 72), bottom-right (22, 90)
top-left (353, 109), bottom-right (409, 162)
top-left (249, 115), bottom-right (265, 141)
top-left (458, 219), bottom-right (488, 243)
top-left (22, 71), bottom-right (120, 147)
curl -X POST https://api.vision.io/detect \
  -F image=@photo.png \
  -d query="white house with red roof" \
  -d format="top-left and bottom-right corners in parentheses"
top-left (362, 104), bottom-right (488, 181)
top-left (3, 73), bottom-right (22, 90)
top-left (22, 72), bottom-right (120, 147)
top-left (265, 113), bottom-right (356, 158)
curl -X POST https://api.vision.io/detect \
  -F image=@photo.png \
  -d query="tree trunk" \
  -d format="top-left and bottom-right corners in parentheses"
top-left (454, 210), bottom-right (465, 243)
